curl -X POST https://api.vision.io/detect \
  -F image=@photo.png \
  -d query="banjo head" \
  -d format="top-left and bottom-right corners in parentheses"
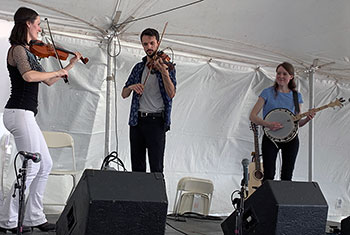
top-left (263, 108), bottom-right (298, 143)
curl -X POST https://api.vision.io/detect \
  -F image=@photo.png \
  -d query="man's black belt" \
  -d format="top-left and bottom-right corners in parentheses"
top-left (138, 111), bottom-right (163, 118)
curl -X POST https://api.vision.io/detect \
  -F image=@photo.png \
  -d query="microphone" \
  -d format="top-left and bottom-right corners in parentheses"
top-left (19, 151), bottom-right (41, 163)
top-left (241, 158), bottom-right (250, 187)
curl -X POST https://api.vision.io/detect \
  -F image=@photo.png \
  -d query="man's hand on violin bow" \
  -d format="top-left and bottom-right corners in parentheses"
top-left (129, 83), bottom-right (144, 95)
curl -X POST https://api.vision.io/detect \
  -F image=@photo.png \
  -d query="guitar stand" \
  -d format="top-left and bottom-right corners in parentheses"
top-left (12, 159), bottom-right (29, 235)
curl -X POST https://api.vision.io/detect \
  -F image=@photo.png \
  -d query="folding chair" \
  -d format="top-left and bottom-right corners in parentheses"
top-left (42, 131), bottom-right (79, 206)
top-left (173, 177), bottom-right (214, 216)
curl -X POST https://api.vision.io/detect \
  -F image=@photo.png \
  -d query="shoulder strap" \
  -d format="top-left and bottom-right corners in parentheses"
top-left (292, 90), bottom-right (300, 114)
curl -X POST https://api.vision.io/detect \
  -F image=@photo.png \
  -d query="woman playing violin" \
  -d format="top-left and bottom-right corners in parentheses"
top-left (121, 28), bottom-right (176, 173)
top-left (0, 7), bottom-right (81, 233)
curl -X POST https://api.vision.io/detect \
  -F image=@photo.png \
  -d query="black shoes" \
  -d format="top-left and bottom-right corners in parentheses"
top-left (32, 222), bottom-right (56, 232)
top-left (0, 226), bottom-right (31, 233)
top-left (0, 222), bottom-right (55, 233)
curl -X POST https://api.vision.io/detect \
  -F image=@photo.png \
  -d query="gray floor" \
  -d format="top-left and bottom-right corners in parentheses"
top-left (21, 214), bottom-right (340, 235)
top-left (28, 214), bottom-right (223, 235)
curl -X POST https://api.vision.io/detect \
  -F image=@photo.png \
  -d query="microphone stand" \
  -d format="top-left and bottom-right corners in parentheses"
top-left (12, 159), bottom-right (29, 235)
top-left (234, 178), bottom-right (247, 235)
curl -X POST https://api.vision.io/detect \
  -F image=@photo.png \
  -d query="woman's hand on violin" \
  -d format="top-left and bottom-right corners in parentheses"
top-left (129, 83), bottom-right (144, 95)
top-left (69, 52), bottom-right (82, 65)
top-left (63, 52), bottom-right (82, 72)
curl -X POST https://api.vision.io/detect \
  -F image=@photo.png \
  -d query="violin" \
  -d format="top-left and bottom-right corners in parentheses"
top-left (142, 22), bottom-right (176, 86)
top-left (29, 40), bottom-right (89, 64)
top-left (146, 50), bottom-right (175, 72)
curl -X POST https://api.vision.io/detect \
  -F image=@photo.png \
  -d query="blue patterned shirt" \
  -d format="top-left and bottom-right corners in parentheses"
top-left (124, 56), bottom-right (176, 129)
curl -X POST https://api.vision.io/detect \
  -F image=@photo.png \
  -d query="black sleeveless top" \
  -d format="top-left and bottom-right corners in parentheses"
top-left (5, 47), bottom-right (43, 115)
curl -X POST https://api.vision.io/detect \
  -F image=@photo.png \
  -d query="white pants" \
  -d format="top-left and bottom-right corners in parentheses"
top-left (0, 109), bottom-right (52, 228)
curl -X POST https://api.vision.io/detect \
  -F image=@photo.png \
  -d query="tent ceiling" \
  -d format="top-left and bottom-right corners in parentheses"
top-left (1, 0), bottom-right (350, 81)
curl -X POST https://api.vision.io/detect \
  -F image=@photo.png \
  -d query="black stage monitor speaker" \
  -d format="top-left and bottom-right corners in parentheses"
top-left (221, 210), bottom-right (241, 235)
top-left (241, 180), bottom-right (328, 235)
top-left (56, 169), bottom-right (168, 235)
top-left (341, 216), bottom-right (350, 235)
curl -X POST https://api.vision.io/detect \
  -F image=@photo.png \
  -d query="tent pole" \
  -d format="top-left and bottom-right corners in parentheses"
top-left (307, 63), bottom-right (316, 182)
top-left (306, 59), bottom-right (335, 181)
top-left (104, 44), bottom-right (114, 157)
top-left (113, 40), bottom-right (119, 153)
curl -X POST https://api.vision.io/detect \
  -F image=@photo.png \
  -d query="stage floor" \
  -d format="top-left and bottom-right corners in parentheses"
top-left (30, 214), bottom-right (223, 235)
top-left (25, 214), bottom-right (341, 235)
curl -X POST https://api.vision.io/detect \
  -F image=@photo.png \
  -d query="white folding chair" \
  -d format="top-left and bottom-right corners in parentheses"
top-left (173, 177), bottom-right (214, 216)
top-left (42, 131), bottom-right (79, 206)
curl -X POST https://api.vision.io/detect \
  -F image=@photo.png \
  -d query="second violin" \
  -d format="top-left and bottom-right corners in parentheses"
top-left (147, 50), bottom-right (175, 73)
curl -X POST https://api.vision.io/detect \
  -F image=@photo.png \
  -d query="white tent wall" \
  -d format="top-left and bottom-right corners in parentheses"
top-left (0, 0), bottom-right (350, 223)
top-left (36, 35), bottom-right (109, 170)
top-left (115, 48), bottom-right (350, 220)
top-left (28, 34), bottom-right (350, 219)
top-left (0, 31), bottom-right (350, 221)
top-left (0, 20), bottom-right (12, 113)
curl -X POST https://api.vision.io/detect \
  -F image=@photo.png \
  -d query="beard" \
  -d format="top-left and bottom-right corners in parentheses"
top-left (146, 49), bottom-right (156, 58)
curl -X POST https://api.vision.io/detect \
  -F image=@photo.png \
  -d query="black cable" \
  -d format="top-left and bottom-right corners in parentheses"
top-left (167, 213), bottom-right (187, 222)
top-left (13, 153), bottom-right (20, 186)
top-left (165, 221), bottom-right (188, 235)
top-left (107, 33), bottom-right (122, 58)
top-left (179, 212), bottom-right (223, 221)
top-left (100, 151), bottom-right (127, 171)
top-left (166, 213), bottom-right (222, 234)
top-left (231, 189), bottom-right (241, 210)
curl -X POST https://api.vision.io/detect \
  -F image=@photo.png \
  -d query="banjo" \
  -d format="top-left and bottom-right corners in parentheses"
top-left (263, 98), bottom-right (345, 143)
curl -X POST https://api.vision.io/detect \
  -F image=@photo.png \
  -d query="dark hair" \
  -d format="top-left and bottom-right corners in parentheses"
top-left (273, 62), bottom-right (297, 94)
top-left (140, 28), bottom-right (159, 42)
top-left (9, 7), bottom-right (39, 46)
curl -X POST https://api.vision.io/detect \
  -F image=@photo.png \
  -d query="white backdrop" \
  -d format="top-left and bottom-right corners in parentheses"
top-left (1, 20), bottom-right (350, 222)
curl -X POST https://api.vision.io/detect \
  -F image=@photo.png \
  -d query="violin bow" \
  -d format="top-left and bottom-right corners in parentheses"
top-left (142, 22), bottom-right (168, 86)
top-left (158, 22), bottom-right (168, 49)
top-left (45, 18), bottom-right (69, 83)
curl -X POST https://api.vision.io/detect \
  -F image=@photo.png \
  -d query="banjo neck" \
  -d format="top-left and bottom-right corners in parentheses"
top-left (293, 101), bottom-right (340, 121)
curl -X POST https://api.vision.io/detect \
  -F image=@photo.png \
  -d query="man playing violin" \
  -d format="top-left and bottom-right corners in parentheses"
top-left (0, 7), bottom-right (81, 233)
top-left (122, 28), bottom-right (176, 173)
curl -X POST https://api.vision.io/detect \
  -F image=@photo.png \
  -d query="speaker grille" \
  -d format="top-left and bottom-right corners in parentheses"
top-left (56, 169), bottom-right (168, 235)
top-left (242, 180), bottom-right (328, 235)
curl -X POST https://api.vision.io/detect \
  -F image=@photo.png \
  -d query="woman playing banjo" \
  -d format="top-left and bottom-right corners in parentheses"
top-left (249, 62), bottom-right (315, 181)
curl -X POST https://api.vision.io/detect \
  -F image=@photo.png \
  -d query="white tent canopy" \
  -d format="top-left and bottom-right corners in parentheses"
top-left (0, 0), bottom-right (350, 222)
